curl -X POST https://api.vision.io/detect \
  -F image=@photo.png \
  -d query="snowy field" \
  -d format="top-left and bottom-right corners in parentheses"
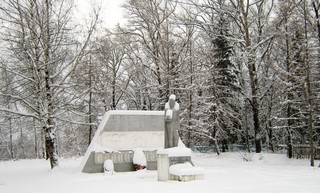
top-left (0, 152), bottom-right (319, 193)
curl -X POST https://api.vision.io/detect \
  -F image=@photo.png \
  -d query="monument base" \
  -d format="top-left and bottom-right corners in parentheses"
top-left (170, 174), bottom-right (204, 182)
top-left (82, 150), bottom-right (157, 173)
top-left (157, 147), bottom-right (203, 182)
top-left (169, 162), bottom-right (204, 182)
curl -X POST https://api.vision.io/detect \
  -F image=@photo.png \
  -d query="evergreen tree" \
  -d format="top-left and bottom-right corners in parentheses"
top-left (194, 2), bottom-right (242, 153)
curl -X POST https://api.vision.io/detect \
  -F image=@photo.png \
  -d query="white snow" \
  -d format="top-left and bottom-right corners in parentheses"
top-left (164, 95), bottom-right (180, 111)
top-left (164, 102), bottom-right (180, 110)
top-left (165, 109), bottom-right (173, 119)
top-left (107, 110), bottom-right (164, 116)
top-left (133, 149), bottom-right (147, 166)
top-left (169, 94), bottom-right (176, 100)
top-left (169, 162), bottom-right (204, 176)
top-left (93, 144), bottom-right (116, 153)
top-left (157, 147), bottom-right (192, 157)
top-left (1, 153), bottom-right (319, 193)
top-left (103, 160), bottom-right (114, 174)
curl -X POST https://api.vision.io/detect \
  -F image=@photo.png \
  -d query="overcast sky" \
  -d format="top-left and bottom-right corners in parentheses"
top-left (76, 0), bottom-right (126, 29)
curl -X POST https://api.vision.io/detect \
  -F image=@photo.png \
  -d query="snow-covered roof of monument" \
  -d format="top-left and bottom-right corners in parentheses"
top-left (107, 110), bottom-right (164, 115)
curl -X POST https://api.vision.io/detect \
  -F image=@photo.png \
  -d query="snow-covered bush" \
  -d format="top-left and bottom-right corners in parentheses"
top-left (239, 152), bottom-right (254, 162)
top-left (104, 159), bottom-right (114, 175)
top-left (133, 149), bottom-right (147, 170)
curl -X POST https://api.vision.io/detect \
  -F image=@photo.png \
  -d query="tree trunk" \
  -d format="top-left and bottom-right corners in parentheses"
top-left (187, 40), bottom-right (193, 148)
top-left (88, 91), bottom-right (93, 146)
top-left (286, 128), bottom-right (293, 158)
top-left (19, 120), bottom-right (25, 159)
top-left (312, 2), bottom-right (320, 46)
top-left (44, 0), bottom-right (58, 169)
top-left (33, 118), bottom-right (39, 158)
top-left (267, 121), bottom-right (274, 152)
top-left (240, 0), bottom-right (261, 153)
top-left (303, 1), bottom-right (315, 167)
top-left (244, 105), bottom-right (251, 153)
top-left (251, 77), bottom-right (262, 153)
top-left (214, 139), bottom-right (220, 156)
top-left (9, 115), bottom-right (14, 159)
top-left (4, 63), bottom-right (14, 159)
top-left (112, 66), bottom-right (116, 110)
top-left (88, 54), bottom-right (94, 146)
top-left (44, 61), bottom-right (59, 169)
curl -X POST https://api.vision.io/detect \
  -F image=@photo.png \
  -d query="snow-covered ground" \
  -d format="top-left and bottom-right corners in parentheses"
top-left (0, 152), bottom-right (319, 193)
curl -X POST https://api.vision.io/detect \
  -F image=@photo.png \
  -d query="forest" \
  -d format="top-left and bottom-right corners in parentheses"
top-left (0, 0), bottom-right (319, 168)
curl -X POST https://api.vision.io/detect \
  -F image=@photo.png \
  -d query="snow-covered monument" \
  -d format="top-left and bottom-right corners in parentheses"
top-left (80, 110), bottom-right (165, 173)
top-left (80, 95), bottom-right (204, 182)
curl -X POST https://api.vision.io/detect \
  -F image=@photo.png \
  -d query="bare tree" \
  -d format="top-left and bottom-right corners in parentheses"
top-left (226, 0), bottom-right (276, 153)
top-left (272, 0), bottom-right (319, 166)
top-left (0, 0), bottom-right (99, 168)
top-left (95, 32), bottom-right (129, 110)
top-left (122, 0), bottom-right (193, 109)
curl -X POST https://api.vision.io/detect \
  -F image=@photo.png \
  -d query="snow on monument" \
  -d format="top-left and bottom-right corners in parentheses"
top-left (80, 95), bottom-right (195, 176)
top-left (80, 110), bottom-right (165, 173)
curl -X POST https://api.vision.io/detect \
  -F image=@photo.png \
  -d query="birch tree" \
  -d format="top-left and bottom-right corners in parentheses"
top-left (0, 0), bottom-right (99, 168)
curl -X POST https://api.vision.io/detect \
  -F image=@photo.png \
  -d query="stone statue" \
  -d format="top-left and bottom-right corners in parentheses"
top-left (164, 94), bottom-right (179, 148)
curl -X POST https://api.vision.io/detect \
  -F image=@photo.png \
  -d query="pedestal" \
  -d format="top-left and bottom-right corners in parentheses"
top-left (157, 153), bottom-right (170, 181)
top-left (157, 147), bottom-right (192, 181)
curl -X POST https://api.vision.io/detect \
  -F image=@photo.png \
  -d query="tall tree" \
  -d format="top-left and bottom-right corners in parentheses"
top-left (122, 0), bottom-right (192, 109)
top-left (0, 0), bottom-right (99, 168)
top-left (272, 1), bottom-right (319, 165)
top-left (227, 0), bottom-right (276, 153)
top-left (186, 0), bottom-right (242, 153)
top-left (95, 32), bottom-right (129, 110)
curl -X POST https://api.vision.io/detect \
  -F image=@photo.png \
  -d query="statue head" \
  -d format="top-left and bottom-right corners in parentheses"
top-left (168, 94), bottom-right (176, 109)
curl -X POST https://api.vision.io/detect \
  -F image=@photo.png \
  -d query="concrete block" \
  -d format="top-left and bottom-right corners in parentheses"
top-left (170, 174), bottom-right (204, 182)
top-left (157, 153), bottom-right (170, 181)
